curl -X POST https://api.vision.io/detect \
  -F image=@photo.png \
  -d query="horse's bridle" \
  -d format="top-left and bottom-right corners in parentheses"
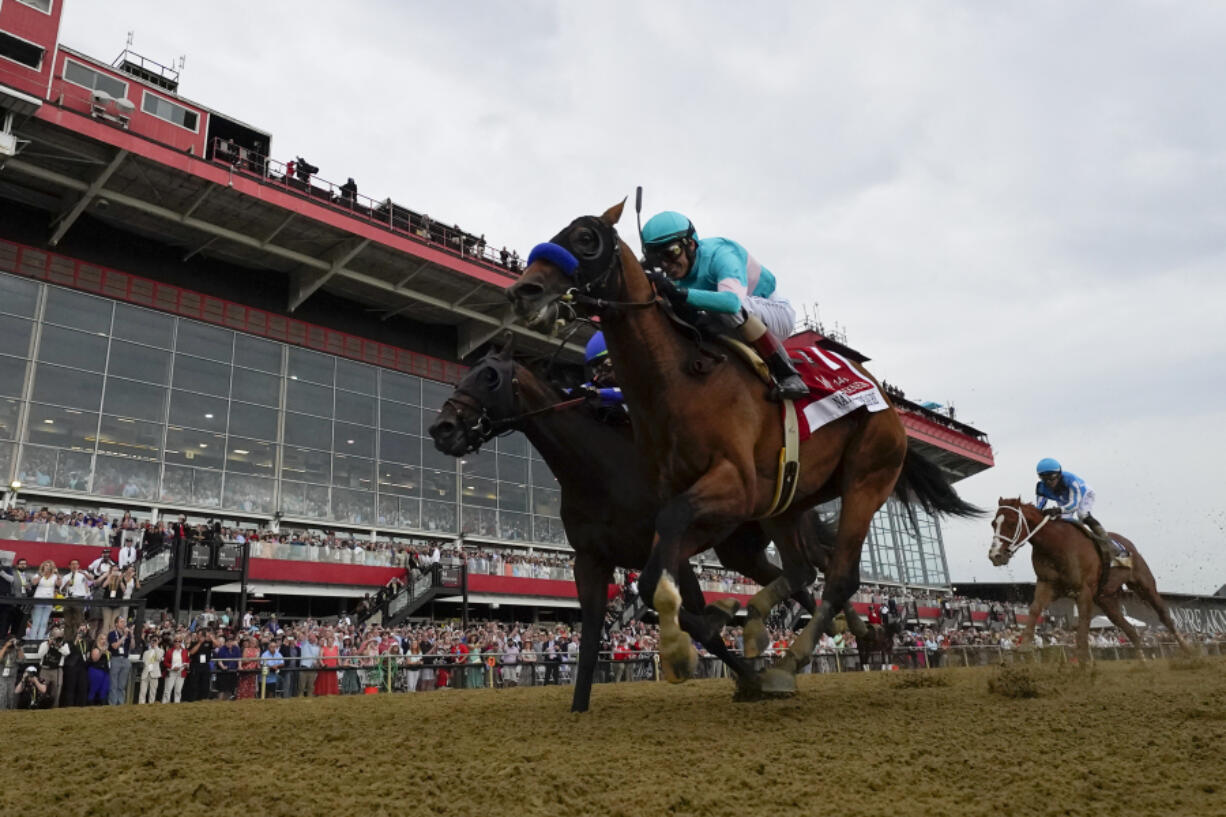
top-left (530, 216), bottom-right (659, 316)
top-left (442, 356), bottom-right (586, 454)
top-left (991, 504), bottom-right (1053, 560)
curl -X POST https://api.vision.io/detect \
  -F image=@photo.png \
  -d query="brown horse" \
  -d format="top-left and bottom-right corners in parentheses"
top-left (988, 498), bottom-right (1189, 661)
top-left (506, 201), bottom-right (978, 695)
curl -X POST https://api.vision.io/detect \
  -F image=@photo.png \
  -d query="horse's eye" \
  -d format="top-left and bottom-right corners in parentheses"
top-left (572, 227), bottom-right (602, 260)
top-left (482, 368), bottom-right (499, 388)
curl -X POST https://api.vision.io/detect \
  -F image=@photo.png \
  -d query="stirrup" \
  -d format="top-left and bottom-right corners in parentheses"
top-left (774, 376), bottom-right (808, 400)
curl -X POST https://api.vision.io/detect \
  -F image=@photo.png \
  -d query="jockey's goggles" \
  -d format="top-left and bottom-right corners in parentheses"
top-left (644, 240), bottom-right (686, 266)
top-left (1038, 471), bottom-right (1060, 479)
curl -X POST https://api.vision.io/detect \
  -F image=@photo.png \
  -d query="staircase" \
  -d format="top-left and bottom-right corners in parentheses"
top-left (618, 593), bottom-right (649, 627)
top-left (375, 564), bottom-right (467, 628)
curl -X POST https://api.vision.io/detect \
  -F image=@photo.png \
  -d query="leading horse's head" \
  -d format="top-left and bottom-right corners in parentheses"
top-left (505, 200), bottom-right (628, 332)
top-left (428, 335), bottom-right (520, 457)
top-left (988, 497), bottom-right (1037, 566)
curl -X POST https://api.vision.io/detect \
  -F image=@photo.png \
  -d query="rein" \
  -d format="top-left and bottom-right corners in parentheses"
top-left (445, 378), bottom-right (589, 454)
top-left (992, 504), bottom-right (1053, 559)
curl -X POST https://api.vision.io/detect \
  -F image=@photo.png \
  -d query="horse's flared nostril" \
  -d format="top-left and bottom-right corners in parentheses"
top-left (507, 281), bottom-right (543, 304)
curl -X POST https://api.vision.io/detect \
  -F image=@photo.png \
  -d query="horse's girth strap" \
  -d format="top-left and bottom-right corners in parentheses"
top-left (760, 399), bottom-right (801, 519)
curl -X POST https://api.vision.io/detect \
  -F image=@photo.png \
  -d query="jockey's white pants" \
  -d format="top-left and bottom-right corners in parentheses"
top-left (1061, 489), bottom-right (1096, 521)
top-left (711, 295), bottom-right (797, 341)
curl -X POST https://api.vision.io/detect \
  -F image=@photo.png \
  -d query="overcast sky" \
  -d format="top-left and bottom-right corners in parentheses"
top-left (60, 2), bottom-right (1226, 594)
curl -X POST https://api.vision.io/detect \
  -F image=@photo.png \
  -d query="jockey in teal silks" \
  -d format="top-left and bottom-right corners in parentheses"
top-left (1035, 457), bottom-right (1116, 573)
top-left (639, 211), bottom-right (807, 400)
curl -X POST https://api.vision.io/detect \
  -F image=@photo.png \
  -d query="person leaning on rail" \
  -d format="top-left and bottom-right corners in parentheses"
top-left (639, 210), bottom-right (807, 400)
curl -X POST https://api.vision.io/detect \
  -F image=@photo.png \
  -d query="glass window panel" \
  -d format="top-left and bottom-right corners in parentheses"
top-left (37, 325), bottom-right (108, 372)
top-left (164, 426), bottom-right (225, 469)
top-left (0, 315), bottom-right (32, 356)
top-left (17, 445), bottom-right (57, 488)
top-left (421, 500), bottom-right (456, 533)
top-left (380, 371), bottom-right (420, 405)
top-left (44, 287), bottom-right (111, 333)
top-left (53, 449), bottom-right (92, 492)
top-left (397, 497), bottom-right (421, 529)
top-left (532, 486), bottom-right (561, 516)
top-left (421, 467), bottom-right (455, 502)
top-left (176, 321), bottom-right (233, 363)
top-left (379, 401), bottom-right (420, 435)
top-left (101, 378), bottom-right (167, 422)
top-left (0, 275), bottom-right (38, 317)
top-left (461, 475), bottom-right (498, 508)
top-left (31, 363), bottom-right (101, 407)
top-left (0, 356), bottom-right (27, 398)
top-left (231, 367), bottom-right (280, 407)
top-left (335, 391), bottom-right (375, 425)
top-left (25, 404), bottom-right (97, 450)
top-left (530, 460), bottom-right (559, 489)
top-left (377, 495), bottom-right (399, 527)
top-left (93, 454), bottom-right (158, 500)
top-left (284, 412), bottom-right (331, 449)
top-left (113, 304), bottom-right (174, 348)
top-left (499, 511), bottom-right (530, 541)
top-left (422, 443), bottom-right (456, 472)
top-left (226, 437), bottom-right (275, 476)
top-left (497, 455), bottom-right (527, 484)
top-left (282, 446), bottom-right (331, 484)
top-left (173, 355), bottom-right (231, 396)
top-left (97, 415), bottom-right (162, 460)
top-left (462, 449), bottom-right (497, 480)
top-left (234, 334), bottom-right (281, 373)
top-left (378, 431), bottom-right (419, 465)
top-left (286, 379), bottom-right (332, 417)
top-left (336, 360), bottom-right (376, 394)
top-left (0, 397), bottom-right (19, 439)
top-left (498, 480), bottom-right (528, 513)
top-left (228, 402), bottom-right (277, 441)
top-left (533, 516), bottom-right (567, 545)
top-left (222, 473), bottom-right (274, 514)
top-left (160, 464), bottom-right (193, 505)
top-left (191, 468), bottom-right (222, 508)
top-left (421, 379), bottom-right (452, 411)
top-left (168, 390), bottom-right (227, 431)
top-left (377, 462), bottom-right (419, 497)
top-left (106, 340), bottom-right (171, 385)
top-left (287, 347), bottom-right (333, 386)
top-left (332, 488), bottom-right (374, 525)
top-left (332, 454), bottom-right (374, 490)
top-left (334, 422), bottom-right (374, 458)
top-left (497, 432), bottom-right (528, 457)
top-left (462, 506), bottom-right (498, 537)
top-left (280, 481), bottom-right (330, 519)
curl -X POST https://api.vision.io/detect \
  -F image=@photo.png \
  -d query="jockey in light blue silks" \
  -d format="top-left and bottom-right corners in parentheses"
top-left (1035, 457), bottom-right (1116, 571)
top-left (639, 211), bottom-right (808, 400)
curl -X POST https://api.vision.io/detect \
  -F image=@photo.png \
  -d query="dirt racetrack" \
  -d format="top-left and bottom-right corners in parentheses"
top-left (6, 657), bottom-right (1225, 817)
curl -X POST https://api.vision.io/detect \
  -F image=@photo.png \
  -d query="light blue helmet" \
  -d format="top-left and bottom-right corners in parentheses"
top-left (584, 332), bottom-right (609, 364)
top-left (1036, 457), bottom-right (1062, 475)
top-left (641, 211), bottom-right (697, 247)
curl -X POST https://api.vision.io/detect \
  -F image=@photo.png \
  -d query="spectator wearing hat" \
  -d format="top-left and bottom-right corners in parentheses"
top-left (15, 664), bottom-right (52, 709)
top-left (161, 635), bottom-right (189, 703)
top-left (138, 634), bottom-right (163, 704)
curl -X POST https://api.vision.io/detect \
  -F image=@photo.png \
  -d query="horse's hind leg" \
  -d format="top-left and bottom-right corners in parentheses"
top-left (674, 566), bottom-right (757, 687)
top-left (1131, 577), bottom-right (1192, 655)
top-left (1094, 593), bottom-right (1145, 655)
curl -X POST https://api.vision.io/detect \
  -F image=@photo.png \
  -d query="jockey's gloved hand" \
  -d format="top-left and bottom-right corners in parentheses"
top-left (1043, 507), bottom-right (1062, 519)
top-left (646, 270), bottom-right (687, 308)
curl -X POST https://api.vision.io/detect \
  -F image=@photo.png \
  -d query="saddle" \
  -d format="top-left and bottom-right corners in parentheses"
top-left (1072, 522), bottom-right (1132, 568)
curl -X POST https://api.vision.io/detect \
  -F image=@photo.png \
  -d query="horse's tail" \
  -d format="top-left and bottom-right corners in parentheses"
top-left (893, 448), bottom-right (984, 519)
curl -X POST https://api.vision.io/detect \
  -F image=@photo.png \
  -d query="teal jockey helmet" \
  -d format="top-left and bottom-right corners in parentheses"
top-left (1036, 457), bottom-right (1062, 475)
top-left (641, 211), bottom-right (697, 248)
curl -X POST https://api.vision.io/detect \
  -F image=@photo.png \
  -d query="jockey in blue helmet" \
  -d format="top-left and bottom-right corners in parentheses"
top-left (1035, 458), bottom-right (1116, 572)
top-left (640, 211), bottom-right (807, 400)
top-left (579, 331), bottom-right (625, 411)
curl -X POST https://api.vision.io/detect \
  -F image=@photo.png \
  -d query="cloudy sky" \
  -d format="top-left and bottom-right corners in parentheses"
top-left (60, 2), bottom-right (1226, 593)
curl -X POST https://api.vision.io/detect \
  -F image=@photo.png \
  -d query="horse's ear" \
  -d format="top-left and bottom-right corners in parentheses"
top-left (494, 332), bottom-right (515, 359)
top-left (600, 199), bottom-right (626, 227)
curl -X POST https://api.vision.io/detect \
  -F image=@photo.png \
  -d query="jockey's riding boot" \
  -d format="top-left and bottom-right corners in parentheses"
top-left (1085, 518), bottom-right (1114, 591)
top-left (741, 315), bottom-right (808, 400)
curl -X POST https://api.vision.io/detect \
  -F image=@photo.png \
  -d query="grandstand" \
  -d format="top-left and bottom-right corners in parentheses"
top-left (0, 0), bottom-right (993, 624)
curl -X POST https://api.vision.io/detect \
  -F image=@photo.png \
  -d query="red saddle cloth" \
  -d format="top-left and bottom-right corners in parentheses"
top-left (785, 342), bottom-right (889, 441)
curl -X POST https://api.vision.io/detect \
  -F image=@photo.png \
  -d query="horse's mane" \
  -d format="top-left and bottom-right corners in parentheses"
top-left (515, 353), bottom-right (583, 396)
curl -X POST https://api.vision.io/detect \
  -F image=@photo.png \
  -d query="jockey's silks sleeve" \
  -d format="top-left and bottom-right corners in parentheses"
top-left (677, 238), bottom-right (778, 315)
top-left (1035, 472), bottom-right (1088, 515)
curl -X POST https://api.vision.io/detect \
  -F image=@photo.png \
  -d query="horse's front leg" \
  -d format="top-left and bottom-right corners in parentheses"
top-left (1074, 586), bottom-right (1094, 664)
top-left (570, 552), bottom-right (613, 713)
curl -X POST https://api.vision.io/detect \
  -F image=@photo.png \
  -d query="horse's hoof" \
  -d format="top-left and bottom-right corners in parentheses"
top-left (772, 653), bottom-right (801, 677)
top-left (732, 675), bottom-right (764, 703)
top-left (756, 668), bottom-right (797, 698)
top-left (706, 598), bottom-right (740, 624)
top-left (830, 612), bottom-right (848, 635)
top-left (660, 642), bottom-right (698, 684)
top-left (743, 614), bottom-right (770, 660)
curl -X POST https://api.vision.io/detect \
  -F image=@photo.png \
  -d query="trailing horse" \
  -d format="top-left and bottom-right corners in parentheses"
top-left (505, 201), bottom-right (979, 695)
top-left (988, 498), bottom-right (1189, 662)
top-left (428, 338), bottom-right (830, 709)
